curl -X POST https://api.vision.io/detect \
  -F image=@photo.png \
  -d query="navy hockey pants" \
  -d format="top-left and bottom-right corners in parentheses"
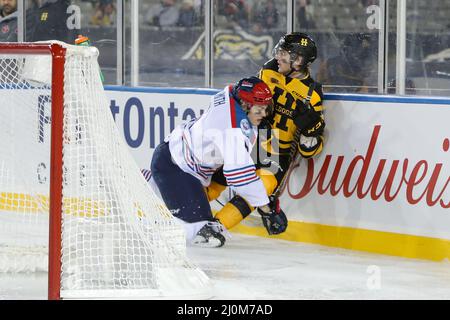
top-left (150, 141), bottom-right (214, 223)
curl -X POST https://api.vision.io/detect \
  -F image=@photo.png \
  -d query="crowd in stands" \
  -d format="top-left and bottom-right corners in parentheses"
top-left (79, 0), bottom-right (309, 31)
top-left (0, 0), bottom-right (17, 42)
top-left (90, 0), bottom-right (116, 26)
top-left (145, 0), bottom-right (200, 28)
top-left (0, 0), bottom-right (79, 42)
top-left (0, 0), bottom-right (447, 94)
top-left (4, 0), bottom-right (448, 34)
top-left (2, 0), bottom-right (449, 37)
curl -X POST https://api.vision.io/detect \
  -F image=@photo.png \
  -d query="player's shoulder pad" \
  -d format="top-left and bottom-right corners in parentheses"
top-left (302, 76), bottom-right (324, 102)
top-left (260, 59), bottom-right (282, 86)
top-left (262, 58), bottom-right (278, 72)
top-left (312, 80), bottom-right (324, 101)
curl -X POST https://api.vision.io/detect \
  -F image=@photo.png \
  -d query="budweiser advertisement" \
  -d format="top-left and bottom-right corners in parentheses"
top-left (105, 88), bottom-right (450, 258)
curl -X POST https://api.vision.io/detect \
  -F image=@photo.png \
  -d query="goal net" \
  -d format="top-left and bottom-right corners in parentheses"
top-left (0, 42), bottom-right (211, 299)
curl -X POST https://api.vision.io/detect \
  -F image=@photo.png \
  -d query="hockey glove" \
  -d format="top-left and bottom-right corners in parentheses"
top-left (257, 197), bottom-right (288, 235)
top-left (293, 100), bottom-right (325, 137)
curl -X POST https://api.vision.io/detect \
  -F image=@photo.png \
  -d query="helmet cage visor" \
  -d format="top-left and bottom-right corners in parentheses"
top-left (272, 33), bottom-right (317, 66)
top-left (272, 43), bottom-right (305, 69)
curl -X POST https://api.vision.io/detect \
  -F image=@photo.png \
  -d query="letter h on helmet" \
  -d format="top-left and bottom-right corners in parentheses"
top-left (273, 32), bottom-right (317, 69)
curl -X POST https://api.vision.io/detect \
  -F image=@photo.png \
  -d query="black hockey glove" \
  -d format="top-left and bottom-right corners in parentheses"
top-left (257, 196), bottom-right (288, 235)
top-left (293, 100), bottom-right (325, 137)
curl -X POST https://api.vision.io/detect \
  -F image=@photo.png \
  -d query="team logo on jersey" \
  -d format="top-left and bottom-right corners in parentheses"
top-left (182, 29), bottom-right (273, 61)
top-left (240, 119), bottom-right (252, 137)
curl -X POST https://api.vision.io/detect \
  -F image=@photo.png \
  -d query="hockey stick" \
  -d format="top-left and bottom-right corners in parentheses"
top-left (272, 127), bottom-right (301, 198)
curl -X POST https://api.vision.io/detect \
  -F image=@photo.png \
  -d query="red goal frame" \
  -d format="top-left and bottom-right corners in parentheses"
top-left (0, 43), bottom-right (66, 300)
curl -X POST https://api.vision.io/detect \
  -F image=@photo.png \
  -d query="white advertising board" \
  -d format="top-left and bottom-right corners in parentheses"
top-left (0, 89), bottom-right (52, 195)
top-left (104, 89), bottom-right (450, 242)
top-left (104, 87), bottom-right (217, 169)
top-left (1, 86), bottom-right (448, 246)
top-left (281, 95), bottom-right (450, 240)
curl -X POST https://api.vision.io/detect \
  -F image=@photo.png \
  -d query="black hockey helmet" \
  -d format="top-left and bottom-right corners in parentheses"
top-left (273, 32), bottom-right (317, 67)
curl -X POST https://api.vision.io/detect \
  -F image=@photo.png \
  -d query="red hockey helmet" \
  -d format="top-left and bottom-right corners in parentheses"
top-left (232, 76), bottom-right (273, 107)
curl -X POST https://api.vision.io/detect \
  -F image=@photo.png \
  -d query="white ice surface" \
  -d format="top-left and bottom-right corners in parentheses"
top-left (1, 233), bottom-right (449, 300)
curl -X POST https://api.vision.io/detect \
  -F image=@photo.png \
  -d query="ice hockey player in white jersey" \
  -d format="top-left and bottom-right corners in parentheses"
top-left (151, 76), bottom-right (276, 247)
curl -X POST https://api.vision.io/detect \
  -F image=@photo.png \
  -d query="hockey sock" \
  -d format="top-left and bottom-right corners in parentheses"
top-left (215, 195), bottom-right (253, 230)
top-left (256, 169), bottom-right (278, 195)
top-left (205, 181), bottom-right (227, 202)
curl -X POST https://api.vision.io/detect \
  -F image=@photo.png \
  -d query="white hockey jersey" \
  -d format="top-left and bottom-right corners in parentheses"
top-left (168, 85), bottom-right (269, 207)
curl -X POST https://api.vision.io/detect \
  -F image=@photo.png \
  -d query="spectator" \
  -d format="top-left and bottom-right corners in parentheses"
top-left (90, 0), bottom-right (116, 27)
top-left (177, 0), bottom-right (198, 27)
top-left (145, 0), bottom-right (179, 28)
top-left (193, 0), bottom-right (203, 21)
top-left (296, 0), bottom-right (315, 30)
top-left (317, 32), bottom-right (378, 93)
top-left (253, 0), bottom-right (278, 31)
top-left (217, 0), bottom-right (250, 29)
top-left (0, 0), bottom-right (17, 42)
top-left (26, 0), bottom-right (79, 43)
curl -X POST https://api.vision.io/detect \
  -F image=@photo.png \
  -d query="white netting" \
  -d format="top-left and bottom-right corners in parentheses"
top-left (0, 42), bottom-right (211, 299)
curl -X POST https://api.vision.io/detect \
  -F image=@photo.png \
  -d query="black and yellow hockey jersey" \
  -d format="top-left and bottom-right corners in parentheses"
top-left (258, 58), bottom-right (325, 159)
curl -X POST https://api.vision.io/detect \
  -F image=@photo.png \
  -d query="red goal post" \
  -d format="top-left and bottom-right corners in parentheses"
top-left (0, 42), bottom-right (211, 300)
